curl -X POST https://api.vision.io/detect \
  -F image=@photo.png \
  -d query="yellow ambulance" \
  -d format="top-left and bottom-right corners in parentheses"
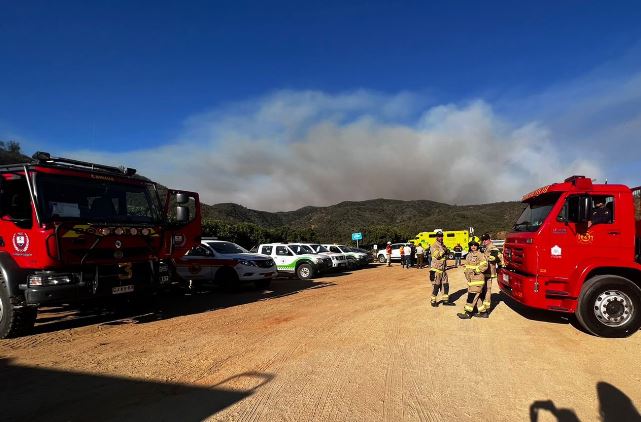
top-left (411, 229), bottom-right (479, 258)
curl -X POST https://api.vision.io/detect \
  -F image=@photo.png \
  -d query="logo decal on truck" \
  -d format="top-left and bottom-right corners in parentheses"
top-left (577, 232), bottom-right (594, 244)
top-left (12, 232), bottom-right (30, 253)
top-left (551, 245), bottom-right (562, 258)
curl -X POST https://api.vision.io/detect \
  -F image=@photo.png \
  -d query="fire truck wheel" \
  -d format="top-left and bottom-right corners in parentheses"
top-left (378, 255), bottom-right (386, 263)
top-left (296, 263), bottom-right (314, 280)
top-left (576, 275), bottom-right (641, 338)
top-left (0, 283), bottom-right (37, 339)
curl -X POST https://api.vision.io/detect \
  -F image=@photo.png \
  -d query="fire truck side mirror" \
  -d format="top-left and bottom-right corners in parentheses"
top-left (577, 195), bottom-right (592, 223)
top-left (176, 205), bottom-right (190, 223)
top-left (175, 192), bottom-right (189, 205)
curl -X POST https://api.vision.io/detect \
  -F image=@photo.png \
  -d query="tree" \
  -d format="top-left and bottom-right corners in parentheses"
top-left (7, 141), bottom-right (20, 154)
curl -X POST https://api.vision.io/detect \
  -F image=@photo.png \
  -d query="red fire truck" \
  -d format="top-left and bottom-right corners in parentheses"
top-left (0, 152), bottom-right (201, 338)
top-left (499, 176), bottom-right (641, 337)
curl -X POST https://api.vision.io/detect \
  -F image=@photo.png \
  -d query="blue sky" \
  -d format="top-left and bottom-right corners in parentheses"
top-left (2, 1), bottom-right (641, 209)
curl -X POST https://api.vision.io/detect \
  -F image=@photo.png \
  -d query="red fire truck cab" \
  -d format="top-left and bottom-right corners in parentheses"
top-left (0, 152), bottom-right (201, 338)
top-left (499, 176), bottom-right (641, 337)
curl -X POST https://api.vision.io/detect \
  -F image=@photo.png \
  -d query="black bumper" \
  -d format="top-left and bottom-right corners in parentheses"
top-left (21, 261), bottom-right (169, 306)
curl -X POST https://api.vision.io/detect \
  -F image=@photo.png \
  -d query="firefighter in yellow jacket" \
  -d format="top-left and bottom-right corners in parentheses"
top-left (429, 231), bottom-right (455, 307)
top-left (481, 233), bottom-right (503, 314)
top-left (457, 240), bottom-right (489, 319)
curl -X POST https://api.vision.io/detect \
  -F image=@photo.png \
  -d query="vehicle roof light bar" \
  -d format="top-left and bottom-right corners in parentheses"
top-left (31, 151), bottom-right (136, 176)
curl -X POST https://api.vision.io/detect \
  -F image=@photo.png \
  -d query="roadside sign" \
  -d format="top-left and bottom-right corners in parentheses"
top-left (351, 232), bottom-right (362, 241)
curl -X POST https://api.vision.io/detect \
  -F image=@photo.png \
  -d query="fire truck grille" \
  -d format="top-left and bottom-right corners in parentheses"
top-left (67, 247), bottom-right (152, 261)
top-left (79, 262), bottom-right (154, 284)
top-left (505, 247), bottom-right (524, 264)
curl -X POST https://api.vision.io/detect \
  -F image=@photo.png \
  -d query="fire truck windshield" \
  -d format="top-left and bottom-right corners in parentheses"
top-left (36, 174), bottom-right (162, 224)
top-left (513, 193), bottom-right (562, 232)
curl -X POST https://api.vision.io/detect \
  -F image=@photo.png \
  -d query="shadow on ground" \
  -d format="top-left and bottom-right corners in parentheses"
top-left (0, 358), bottom-right (273, 422)
top-left (529, 381), bottom-right (641, 422)
top-left (493, 292), bottom-right (587, 331)
top-left (30, 277), bottom-right (337, 335)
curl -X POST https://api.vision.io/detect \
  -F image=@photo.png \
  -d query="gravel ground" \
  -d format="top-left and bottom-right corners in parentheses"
top-left (1, 263), bottom-right (640, 422)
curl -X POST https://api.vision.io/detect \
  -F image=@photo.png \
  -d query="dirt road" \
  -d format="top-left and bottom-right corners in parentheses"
top-left (1, 264), bottom-right (640, 421)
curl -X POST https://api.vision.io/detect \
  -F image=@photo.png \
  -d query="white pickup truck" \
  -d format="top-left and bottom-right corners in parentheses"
top-left (376, 243), bottom-right (412, 263)
top-left (256, 243), bottom-right (332, 280)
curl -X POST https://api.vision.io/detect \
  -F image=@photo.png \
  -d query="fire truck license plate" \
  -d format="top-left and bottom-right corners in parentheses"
top-left (112, 285), bottom-right (134, 295)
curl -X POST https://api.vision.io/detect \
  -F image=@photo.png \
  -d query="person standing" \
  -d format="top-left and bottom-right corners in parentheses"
top-left (457, 240), bottom-right (488, 319)
top-left (385, 241), bottom-right (392, 266)
top-left (429, 232), bottom-right (455, 307)
top-left (453, 243), bottom-right (463, 267)
top-left (481, 233), bottom-right (503, 314)
top-left (404, 244), bottom-right (412, 269)
top-left (416, 244), bottom-right (424, 268)
top-left (400, 243), bottom-right (406, 268)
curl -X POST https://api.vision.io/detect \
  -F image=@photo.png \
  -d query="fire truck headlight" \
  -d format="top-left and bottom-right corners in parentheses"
top-left (28, 273), bottom-right (73, 286)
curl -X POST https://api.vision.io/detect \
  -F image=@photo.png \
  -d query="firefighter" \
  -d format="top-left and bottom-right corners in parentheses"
top-left (457, 240), bottom-right (488, 319)
top-left (429, 232), bottom-right (455, 307)
top-left (481, 233), bottom-right (503, 314)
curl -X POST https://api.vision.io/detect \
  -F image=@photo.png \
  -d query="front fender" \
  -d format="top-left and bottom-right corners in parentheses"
top-left (571, 258), bottom-right (641, 297)
top-left (0, 252), bottom-right (28, 299)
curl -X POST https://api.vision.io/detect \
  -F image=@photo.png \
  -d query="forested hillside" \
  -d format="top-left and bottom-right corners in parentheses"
top-left (200, 198), bottom-right (525, 247)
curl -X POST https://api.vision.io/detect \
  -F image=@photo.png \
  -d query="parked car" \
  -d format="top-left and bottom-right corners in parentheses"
top-left (376, 243), bottom-right (411, 263)
top-left (301, 243), bottom-right (348, 270)
top-left (257, 243), bottom-right (330, 280)
top-left (322, 244), bottom-right (369, 268)
top-left (173, 239), bottom-right (277, 290)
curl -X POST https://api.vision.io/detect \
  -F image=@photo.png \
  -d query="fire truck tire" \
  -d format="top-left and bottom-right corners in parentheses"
top-left (296, 263), bottom-right (314, 280)
top-left (576, 275), bottom-right (641, 338)
top-left (378, 255), bottom-right (386, 263)
top-left (0, 281), bottom-right (37, 339)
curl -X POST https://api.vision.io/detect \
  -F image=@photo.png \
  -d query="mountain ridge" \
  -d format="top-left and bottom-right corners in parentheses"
top-left (200, 198), bottom-right (525, 242)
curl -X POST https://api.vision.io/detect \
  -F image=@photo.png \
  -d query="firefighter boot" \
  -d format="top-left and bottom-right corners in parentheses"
top-left (441, 285), bottom-right (455, 306)
top-left (430, 286), bottom-right (440, 307)
top-left (457, 311), bottom-right (472, 319)
top-left (477, 302), bottom-right (489, 318)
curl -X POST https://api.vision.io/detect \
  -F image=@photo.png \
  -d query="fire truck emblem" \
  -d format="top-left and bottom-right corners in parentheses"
top-left (577, 232), bottom-right (594, 244)
top-left (12, 232), bottom-right (30, 252)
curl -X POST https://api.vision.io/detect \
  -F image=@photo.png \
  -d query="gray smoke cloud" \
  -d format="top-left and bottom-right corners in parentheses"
top-left (65, 90), bottom-right (602, 211)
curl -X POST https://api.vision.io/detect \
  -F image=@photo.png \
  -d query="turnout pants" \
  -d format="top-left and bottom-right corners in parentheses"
top-left (483, 275), bottom-right (497, 311)
top-left (429, 267), bottom-right (449, 303)
top-left (462, 277), bottom-right (487, 314)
